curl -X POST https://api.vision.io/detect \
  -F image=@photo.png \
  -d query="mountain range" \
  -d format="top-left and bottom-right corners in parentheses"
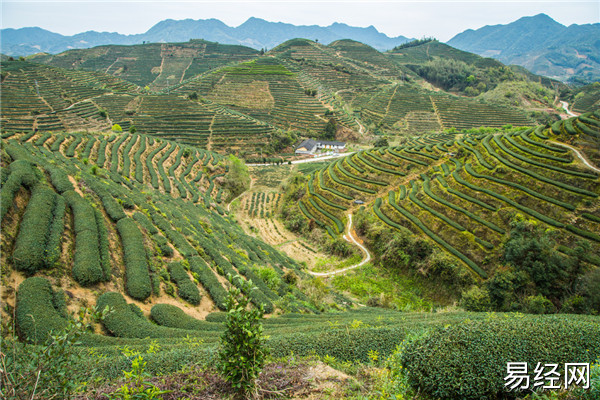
top-left (2, 14), bottom-right (599, 83)
top-left (0, 17), bottom-right (411, 56)
top-left (448, 14), bottom-right (600, 83)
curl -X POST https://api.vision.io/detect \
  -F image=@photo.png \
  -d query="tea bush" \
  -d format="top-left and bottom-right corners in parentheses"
top-left (400, 316), bottom-right (600, 400)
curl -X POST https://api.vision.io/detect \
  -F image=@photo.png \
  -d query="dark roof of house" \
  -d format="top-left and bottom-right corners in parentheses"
top-left (296, 139), bottom-right (318, 151)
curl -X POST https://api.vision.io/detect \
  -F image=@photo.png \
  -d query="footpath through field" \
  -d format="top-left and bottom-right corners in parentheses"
top-left (551, 141), bottom-right (600, 174)
top-left (307, 213), bottom-right (371, 277)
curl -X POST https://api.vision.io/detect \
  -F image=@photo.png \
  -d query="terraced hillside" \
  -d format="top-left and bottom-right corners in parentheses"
top-left (15, 38), bottom-right (562, 142)
top-left (173, 57), bottom-right (339, 134)
top-left (293, 112), bottom-right (600, 281)
top-left (0, 60), bottom-right (278, 154)
top-left (30, 40), bottom-right (259, 89)
top-left (1, 130), bottom-right (327, 343)
top-left (570, 82), bottom-right (600, 113)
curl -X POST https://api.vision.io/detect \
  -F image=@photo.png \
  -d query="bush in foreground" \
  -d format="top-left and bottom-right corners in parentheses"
top-left (400, 315), bottom-right (600, 399)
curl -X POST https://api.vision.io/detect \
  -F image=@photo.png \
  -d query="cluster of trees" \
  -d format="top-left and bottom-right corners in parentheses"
top-left (392, 37), bottom-right (437, 51)
top-left (354, 209), bottom-right (474, 291)
top-left (222, 155), bottom-right (250, 199)
top-left (323, 118), bottom-right (337, 140)
top-left (409, 59), bottom-right (518, 96)
top-left (462, 219), bottom-right (599, 314)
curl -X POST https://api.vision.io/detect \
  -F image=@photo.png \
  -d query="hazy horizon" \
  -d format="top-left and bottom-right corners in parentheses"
top-left (2, 1), bottom-right (599, 42)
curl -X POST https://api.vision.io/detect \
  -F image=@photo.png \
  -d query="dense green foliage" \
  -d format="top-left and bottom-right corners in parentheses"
top-left (218, 275), bottom-right (269, 398)
top-left (15, 277), bottom-right (68, 344)
top-left (167, 262), bottom-right (201, 305)
top-left (401, 316), bottom-right (600, 399)
top-left (117, 218), bottom-right (152, 301)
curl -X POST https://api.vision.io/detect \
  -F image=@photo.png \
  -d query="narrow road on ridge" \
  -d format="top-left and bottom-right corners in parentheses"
top-left (551, 141), bottom-right (600, 174)
top-left (246, 152), bottom-right (355, 167)
top-left (307, 213), bottom-right (371, 277)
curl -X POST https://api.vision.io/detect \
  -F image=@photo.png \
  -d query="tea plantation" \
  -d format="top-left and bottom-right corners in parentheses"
top-left (294, 113), bottom-right (600, 281)
top-left (1, 36), bottom-right (599, 400)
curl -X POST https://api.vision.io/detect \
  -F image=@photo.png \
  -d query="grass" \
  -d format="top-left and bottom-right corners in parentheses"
top-left (312, 253), bottom-right (362, 273)
top-left (332, 263), bottom-right (435, 311)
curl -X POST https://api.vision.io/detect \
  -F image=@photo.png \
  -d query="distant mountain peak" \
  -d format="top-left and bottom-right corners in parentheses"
top-left (1, 17), bottom-right (412, 56)
top-left (448, 14), bottom-right (599, 83)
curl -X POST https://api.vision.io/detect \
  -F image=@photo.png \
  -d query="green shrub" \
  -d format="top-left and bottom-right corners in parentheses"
top-left (421, 175), bottom-right (504, 234)
top-left (13, 185), bottom-right (57, 275)
top-left (146, 142), bottom-right (168, 189)
top-left (44, 195), bottom-right (66, 268)
top-left (111, 124), bottom-right (123, 132)
top-left (167, 262), bottom-right (201, 305)
top-left (46, 164), bottom-right (74, 193)
top-left (150, 304), bottom-right (222, 331)
top-left (317, 169), bottom-right (353, 200)
top-left (152, 234), bottom-right (173, 257)
top-left (65, 136), bottom-right (82, 157)
top-left (133, 211), bottom-right (158, 234)
top-left (358, 151), bottom-right (405, 176)
top-left (465, 162), bottom-right (575, 211)
top-left (15, 277), bottom-right (67, 343)
top-left (63, 191), bottom-right (103, 286)
top-left (1, 160), bottom-right (38, 220)
top-left (96, 292), bottom-right (206, 339)
top-left (84, 177), bottom-right (126, 222)
top-left (218, 275), bottom-right (269, 398)
top-left (400, 316), bottom-right (600, 399)
top-left (523, 294), bottom-right (556, 314)
top-left (460, 285), bottom-right (491, 311)
top-left (117, 218), bottom-right (152, 301)
top-left (94, 208), bottom-right (112, 281)
top-left (189, 256), bottom-right (228, 310)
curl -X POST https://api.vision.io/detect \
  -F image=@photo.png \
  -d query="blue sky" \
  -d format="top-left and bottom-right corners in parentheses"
top-left (2, 1), bottom-right (598, 41)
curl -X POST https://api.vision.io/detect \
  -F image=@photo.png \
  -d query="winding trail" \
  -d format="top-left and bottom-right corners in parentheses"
top-left (551, 141), bottom-right (600, 174)
top-left (307, 213), bottom-right (371, 277)
top-left (355, 118), bottom-right (366, 135)
top-left (560, 101), bottom-right (578, 118)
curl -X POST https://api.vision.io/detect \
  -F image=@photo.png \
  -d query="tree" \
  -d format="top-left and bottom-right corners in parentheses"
top-left (128, 125), bottom-right (137, 133)
top-left (373, 137), bottom-right (389, 147)
top-left (223, 155), bottom-right (250, 199)
top-left (218, 275), bottom-right (268, 398)
top-left (323, 118), bottom-right (337, 140)
top-left (112, 124), bottom-right (123, 132)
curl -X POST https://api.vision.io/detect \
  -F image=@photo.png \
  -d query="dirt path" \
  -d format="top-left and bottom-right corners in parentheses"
top-left (307, 213), bottom-right (371, 277)
top-left (551, 141), bottom-right (600, 173)
top-left (560, 101), bottom-right (578, 118)
top-left (355, 118), bottom-right (365, 135)
top-left (246, 152), bottom-right (355, 167)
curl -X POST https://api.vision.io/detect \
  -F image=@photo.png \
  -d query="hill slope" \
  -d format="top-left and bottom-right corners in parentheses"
top-left (286, 113), bottom-right (600, 306)
top-left (1, 129), bottom-right (325, 331)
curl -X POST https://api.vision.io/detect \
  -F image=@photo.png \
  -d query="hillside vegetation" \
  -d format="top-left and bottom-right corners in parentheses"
top-left (285, 112), bottom-right (600, 312)
top-left (6, 38), bottom-right (570, 146)
top-left (2, 36), bottom-right (599, 400)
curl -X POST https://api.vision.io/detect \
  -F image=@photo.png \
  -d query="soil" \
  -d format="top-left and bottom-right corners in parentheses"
top-left (76, 361), bottom-right (353, 400)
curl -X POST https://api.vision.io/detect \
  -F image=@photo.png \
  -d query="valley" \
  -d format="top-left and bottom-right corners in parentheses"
top-left (1, 32), bottom-right (599, 400)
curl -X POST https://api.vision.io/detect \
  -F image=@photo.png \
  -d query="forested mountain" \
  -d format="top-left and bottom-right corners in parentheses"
top-left (448, 14), bottom-right (600, 83)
